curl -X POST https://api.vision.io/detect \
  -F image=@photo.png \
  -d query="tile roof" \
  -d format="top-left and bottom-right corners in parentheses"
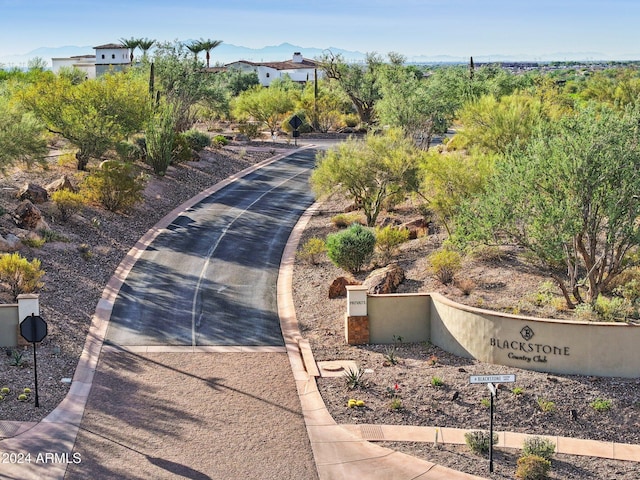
top-left (93, 43), bottom-right (126, 49)
top-left (229, 58), bottom-right (319, 70)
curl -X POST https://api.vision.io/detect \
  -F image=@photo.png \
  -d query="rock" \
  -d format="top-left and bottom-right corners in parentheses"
top-left (14, 200), bottom-right (49, 230)
top-left (18, 183), bottom-right (48, 204)
top-left (0, 234), bottom-right (22, 252)
top-left (45, 175), bottom-right (78, 193)
top-left (363, 263), bottom-right (405, 294)
top-left (399, 218), bottom-right (428, 240)
top-left (328, 276), bottom-right (361, 299)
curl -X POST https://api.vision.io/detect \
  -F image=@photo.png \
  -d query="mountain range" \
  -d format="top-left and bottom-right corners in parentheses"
top-left (1, 41), bottom-right (637, 68)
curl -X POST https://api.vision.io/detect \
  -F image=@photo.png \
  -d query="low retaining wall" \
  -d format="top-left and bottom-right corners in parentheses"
top-left (345, 289), bottom-right (640, 378)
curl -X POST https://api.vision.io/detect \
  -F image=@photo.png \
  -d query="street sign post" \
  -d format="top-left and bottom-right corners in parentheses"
top-left (20, 315), bottom-right (48, 408)
top-left (469, 374), bottom-right (516, 473)
top-left (288, 115), bottom-right (303, 146)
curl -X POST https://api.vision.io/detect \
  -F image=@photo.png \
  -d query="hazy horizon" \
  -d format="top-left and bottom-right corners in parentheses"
top-left (1, 1), bottom-right (639, 62)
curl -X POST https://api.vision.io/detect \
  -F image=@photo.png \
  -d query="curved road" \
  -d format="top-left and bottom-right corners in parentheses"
top-left (105, 148), bottom-right (317, 347)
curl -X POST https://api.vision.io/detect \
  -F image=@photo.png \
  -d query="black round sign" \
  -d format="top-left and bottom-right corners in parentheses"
top-left (20, 315), bottom-right (48, 343)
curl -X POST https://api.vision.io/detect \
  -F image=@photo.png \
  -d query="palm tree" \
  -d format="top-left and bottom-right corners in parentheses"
top-left (120, 37), bottom-right (141, 64)
top-left (138, 38), bottom-right (155, 60)
top-left (186, 40), bottom-right (205, 63)
top-left (196, 38), bottom-right (223, 68)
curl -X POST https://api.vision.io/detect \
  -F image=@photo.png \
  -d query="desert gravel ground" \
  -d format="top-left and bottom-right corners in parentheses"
top-left (64, 351), bottom-right (318, 480)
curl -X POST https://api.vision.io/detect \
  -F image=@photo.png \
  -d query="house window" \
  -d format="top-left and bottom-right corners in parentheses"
top-left (101, 54), bottom-right (105, 59)
top-left (112, 54), bottom-right (115, 59)
top-left (266, 72), bottom-right (270, 78)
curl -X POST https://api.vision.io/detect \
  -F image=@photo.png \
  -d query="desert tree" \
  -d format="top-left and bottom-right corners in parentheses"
top-left (456, 105), bottom-right (640, 307)
top-left (232, 80), bottom-right (296, 138)
top-left (311, 128), bottom-right (421, 226)
top-left (21, 72), bottom-right (151, 170)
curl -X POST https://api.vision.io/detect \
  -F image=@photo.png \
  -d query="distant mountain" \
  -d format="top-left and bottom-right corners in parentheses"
top-left (1, 42), bottom-right (637, 69)
top-left (0, 42), bottom-right (367, 68)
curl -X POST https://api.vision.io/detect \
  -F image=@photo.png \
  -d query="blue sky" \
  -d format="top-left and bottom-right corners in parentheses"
top-left (1, 0), bottom-right (639, 59)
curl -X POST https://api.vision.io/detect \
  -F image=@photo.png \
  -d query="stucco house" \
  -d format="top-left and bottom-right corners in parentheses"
top-left (52, 43), bottom-right (130, 78)
top-left (226, 52), bottom-right (323, 86)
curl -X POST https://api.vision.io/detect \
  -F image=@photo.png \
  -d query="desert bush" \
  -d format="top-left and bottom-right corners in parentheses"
top-left (115, 140), bottom-right (144, 162)
top-left (326, 224), bottom-right (375, 273)
top-left (0, 252), bottom-right (45, 299)
top-left (455, 277), bottom-right (476, 295)
top-left (82, 161), bottom-right (145, 212)
top-left (590, 398), bottom-right (612, 412)
top-left (342, 113), bottom-right (359, 128)
top-left (464, 431), bottom-right (497, 455)
top-left (51, 189), bottom-right (85, 221)
top-left (331, 212), bottom-right (363, 228)
top-left (428, 248), bottom-right (462, 285)
top-left (516, 454), bottom-right (551, 480)
top-left (237, 122), bottom-right (261, 140)
top-left (172, 133), bottom-right (195, 164)
top-left (145, 102), bottom-right (178, 175)
top-left (594, 295), bottom-right (631, 322)
top-left (212, 134), bottom-right (229, 147)
top-left (297, 237), bottom-right (327, 265)
top-left (183, 129), bottom-right (211, 151)
top-left (537, 398), bottom-right (556, 413)
top-left (522, 437), bottom-right (555, 460)
top-left (375, 226), bottom-right (409, 262)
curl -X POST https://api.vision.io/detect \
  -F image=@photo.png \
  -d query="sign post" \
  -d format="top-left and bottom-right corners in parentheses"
top-left (20, 314), bottom-right (48, 408)
top-left (469, 374), bottom-right (516, 473)
top-left (288, 115), bottom-right (303, 146)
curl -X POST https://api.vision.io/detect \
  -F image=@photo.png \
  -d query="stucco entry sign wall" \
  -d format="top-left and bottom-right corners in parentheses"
top-left (490, 324), bottom-right (571, 365)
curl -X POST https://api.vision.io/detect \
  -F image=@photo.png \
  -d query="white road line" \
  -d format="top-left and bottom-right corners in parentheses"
top-left (190, 164), bottom-right (310, 346)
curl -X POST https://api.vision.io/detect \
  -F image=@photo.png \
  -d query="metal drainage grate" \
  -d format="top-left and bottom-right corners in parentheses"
top-left (359, 425), bottom-right (385, 441)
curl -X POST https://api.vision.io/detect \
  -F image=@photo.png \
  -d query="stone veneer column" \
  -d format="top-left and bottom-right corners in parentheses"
top-left (345, 286), bottom-right (369, 345)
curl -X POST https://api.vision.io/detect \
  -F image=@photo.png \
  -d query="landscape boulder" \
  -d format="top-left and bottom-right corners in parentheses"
top-left (18, 183), bottom-right (48, 204)
top-left (14, 200), bottom-right (49, 230)
top-left (328, 276), bottom-right (362, 299)
top-left (363, 263), bottom-right (405, 294)
top-left (0, 234), bottom-right (22, 252)
top-left (45, 175), bottom-right (78, 193)
top-left (399, 218), bottom-right (428, 240)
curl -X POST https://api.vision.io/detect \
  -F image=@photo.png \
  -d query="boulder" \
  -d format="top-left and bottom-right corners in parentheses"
top-left (18, 183), bottom-right (48, 204)
top-left (14, 200), bottom-right (49, 230)
top-left (328, 276), bottom-right (361, 299)
top-left (399, 218), bottom-right (428, 240)
top-left (45, 175), bottom-right (78, 193)
top-left (363, 263), bottom-right (405, 294)
top-left (0, 234), bottom-right (22, 252)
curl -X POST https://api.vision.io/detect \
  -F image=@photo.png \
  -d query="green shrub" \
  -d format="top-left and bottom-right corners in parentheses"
top-left (145, 102), bottom-right (178, 175)
top-left (431, 376), bottom-right (444, 387)
top-left (331, 212), bottom-right (363, 228)
top-left (428, 249), bottom-right (462, 285)
top-left (82, 161), bottom-right (145, 212)
top-left (212, 134), bottom-right (229, 147)
top-left (537, 398), bottom-right (556, 413)
top-left (183, 129), bottom-right (212, 151)
top-left (0, 253), bottom-right (45, 299)
top-left (51, 190), bottom-right (85, 221)
top-left (237, 122), bottom-right (261, 140)
top-left (22, 237), bottom-right (45, 248)
top-left (522, 437), bottom-right (555, 460)
top-left (512, 386), bottom-right (524, 396)
top-left (342, 114), bottom-right (359, 128)
top-left (172, 133), bottom-right (195, 164)
top-left (115, 140), bottom-right (144, 162)
top-left (375, 226), bottom-right (409, 262)
top-left (326, 224), bottom-right (375, 273)
top-left (590, 398), bottom-right (612, 412)
top-left (464, 430), bottom-right (497, 455)
top-left (297, 238), bottom-right (327, 265)
top-left (516, 454), bottom-right (551, 480)
top-left (594, 295), bottom-right (630, 322)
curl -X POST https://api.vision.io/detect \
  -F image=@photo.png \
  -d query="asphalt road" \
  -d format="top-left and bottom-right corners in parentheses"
top-left (105, 148), bottom-right (317, 347)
